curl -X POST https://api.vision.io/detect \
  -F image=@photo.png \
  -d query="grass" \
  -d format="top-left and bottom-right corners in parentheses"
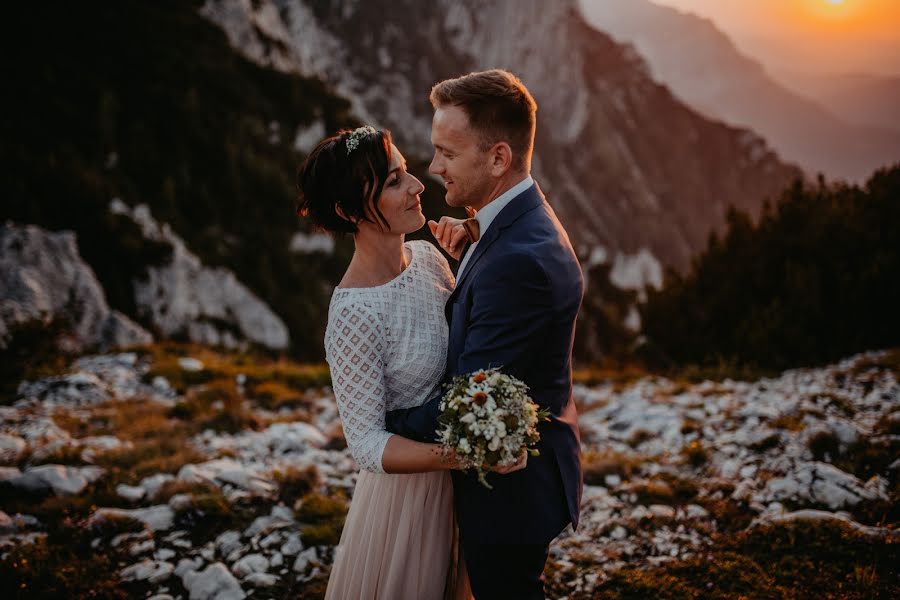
top-left (140, 342), bottom-right (331, 395)
top-left (585, 518), bottom-right (899, 599)
top-left (273, 464), bottom-right (319, 507)
top-left (582, 449), bottom-right (644, 486)
top-left (296, 493), bottom-right (348, 547)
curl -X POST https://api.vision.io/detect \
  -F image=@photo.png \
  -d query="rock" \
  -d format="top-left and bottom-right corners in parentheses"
top-left (215, 530), bottom-right (243, 558)
top-left (140, 473), bottom-right (175, 499)
top-left (292, 547), bottom-right (317, 573)
top-left (178, 459), bottom-right (275, 495)
top-left (168, 493), bottom-right (193, 511)
top-left (178, 357), bottom-right (205, 372)
top-left (0, 510), bottom-right (14, 534)
top-left (609, 525), bottom-right (627, 540)
top-left (0, 466), bottom-right (23, 482)
top-left (156, 548), bottom-right (176, 561)
top-left (648, 504), bottom-right (676, 519)
top-left (9, 464), bottom-right (104, 495)
top-left (684, 504), bottom-right (709, 519)
top-left (761, 461), bottom-right (887, 509)
top-left (89, 505), bottom-right (175, 532)
top-left (280, 533), bottom-right (303, 556)
top-left (243, 572), bottom-right (278, 587)
top-left (604, 474), bottom-right (621, 487)
top-left (79, 435), bottom-right (130, 462)
top-left (270, 551), bottom-right (283, 568)
top-left (17, 373), bottom-right (109, 407)
top-left (181, 562), bottom-right (246, 600)
top-left (0, 222), bottom-right (152, 351)
top-left (0, 434), bottom-right (27, 464)
top-left (231, 553), bottom-right (269, 578)
top-left (243, 513), bottom-right (293, 539)
top-left (117, 483), bottom-right (146, 502)
top-left (147, 595), bottom-right (175, 600)
top-left (259, 531), bottom-right (282, 549)
top-left (110, 200), bottom-right (288, 351)
top-left (120, 559), bottom-right (173, 583)
top-left (753, 509), bottom-right (900, 540)
top-left (129, 538), bottom-right (156, 555)
top-left (175, 557), bottom-right (204, 578)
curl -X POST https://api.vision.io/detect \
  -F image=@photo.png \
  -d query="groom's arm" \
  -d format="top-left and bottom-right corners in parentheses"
top-left (384, 393), bottom-right (443, 443)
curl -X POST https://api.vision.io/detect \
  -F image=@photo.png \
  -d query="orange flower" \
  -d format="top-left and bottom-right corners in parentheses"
top-left (472, 391), bottom-right (488, 405)
top-left (473, 372), bottom-right (487, 383)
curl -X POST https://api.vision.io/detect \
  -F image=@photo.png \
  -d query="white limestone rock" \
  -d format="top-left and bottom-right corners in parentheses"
top-left (181, 562), bottom-right (246, 600)
top-left (0, 434), bottom-right (27, 464)
top-left (231, 553), bottom-right (269, 578)
top-left (0, 222), bottom-right (152, 351)
top-left (9, 464), bottom-right (104, 495)
top-left (761, 462), bottom-right (887, 509)
top-left (89, 505), bottom-right (175, 532)
top-left (110, 200), bottom-right (288, 350)
top-left (120, 559), bottom-right (174, 583)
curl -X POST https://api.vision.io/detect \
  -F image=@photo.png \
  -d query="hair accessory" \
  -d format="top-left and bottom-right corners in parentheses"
top-left (345, 125), bottom-right (378, 155)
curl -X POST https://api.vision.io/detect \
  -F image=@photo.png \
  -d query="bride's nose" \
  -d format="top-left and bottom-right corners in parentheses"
top-left (409, 175), bottom-right (425, 195)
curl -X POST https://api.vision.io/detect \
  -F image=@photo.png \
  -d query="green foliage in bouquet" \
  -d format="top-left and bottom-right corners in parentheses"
top-left (438, 368), bottom-right (550, 489)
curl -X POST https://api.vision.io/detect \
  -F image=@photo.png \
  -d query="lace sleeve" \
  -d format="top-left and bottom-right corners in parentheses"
top-left (325, 300), bottom-right (394, 473)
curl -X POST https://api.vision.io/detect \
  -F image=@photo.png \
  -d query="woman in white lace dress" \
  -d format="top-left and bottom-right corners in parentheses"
top-left (296, 126), bottom-right (496, 599)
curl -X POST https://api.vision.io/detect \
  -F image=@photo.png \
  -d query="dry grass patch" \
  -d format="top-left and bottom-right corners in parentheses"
top-left (272, 464), bottom-right (319, 507)
top-left (582, 449), bottom-right (643, 486)
top-left (296, 493), bottom-right (348, 547)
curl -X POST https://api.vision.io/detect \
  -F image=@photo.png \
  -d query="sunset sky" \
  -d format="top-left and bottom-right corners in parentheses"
top-left (651, 0), bottom-right (900, 77)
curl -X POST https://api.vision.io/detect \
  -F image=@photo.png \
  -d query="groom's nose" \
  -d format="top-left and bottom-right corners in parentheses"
top-left (429, 153), bottom-right (442, 175)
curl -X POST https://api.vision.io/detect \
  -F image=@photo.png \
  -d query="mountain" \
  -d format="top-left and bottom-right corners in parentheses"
top-left (203, 0), bottom-right (800, 271)
top-left (773, 71), bottom-right (900, 134)
top-left (577, 0), bottom-right (900, 183)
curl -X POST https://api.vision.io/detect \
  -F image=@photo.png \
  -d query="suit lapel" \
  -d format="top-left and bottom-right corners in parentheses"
top-left (448, 183), bottom-right (545, 304)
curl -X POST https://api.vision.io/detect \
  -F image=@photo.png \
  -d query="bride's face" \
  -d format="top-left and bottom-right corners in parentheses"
top-left (363, 144), bottom-right (426, 234)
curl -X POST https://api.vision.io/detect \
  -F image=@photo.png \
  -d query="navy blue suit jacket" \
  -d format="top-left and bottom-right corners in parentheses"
top-left (385, 182), bottom-right (584, 545)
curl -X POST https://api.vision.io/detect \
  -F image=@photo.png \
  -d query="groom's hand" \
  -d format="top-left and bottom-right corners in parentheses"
top-left (492, 452), bottom-right (528, 475)
top-left (428, 216), bottom-right (469, 261)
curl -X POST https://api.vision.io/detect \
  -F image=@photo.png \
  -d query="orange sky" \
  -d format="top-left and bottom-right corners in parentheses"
top-left (651, 0), bottom-right (900, 77)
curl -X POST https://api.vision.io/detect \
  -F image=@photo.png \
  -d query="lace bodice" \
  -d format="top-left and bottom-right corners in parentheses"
top-left (325, 240), bottom-right (454, 473)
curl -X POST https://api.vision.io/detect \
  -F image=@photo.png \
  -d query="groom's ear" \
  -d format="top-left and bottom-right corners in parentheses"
top-left (488, 142), bottom-right (513, 177)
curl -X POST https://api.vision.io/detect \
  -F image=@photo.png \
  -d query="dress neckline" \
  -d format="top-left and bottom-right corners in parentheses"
top-left (335, 241), bottom-right (415, 291)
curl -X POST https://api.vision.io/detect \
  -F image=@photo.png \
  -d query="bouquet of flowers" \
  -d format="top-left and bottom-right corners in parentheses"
top-left (437, 368), bottom-right (549, 488)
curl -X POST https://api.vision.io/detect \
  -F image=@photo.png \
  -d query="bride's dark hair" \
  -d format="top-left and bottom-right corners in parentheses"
top-left (296, 127), bottom-right (393, 235)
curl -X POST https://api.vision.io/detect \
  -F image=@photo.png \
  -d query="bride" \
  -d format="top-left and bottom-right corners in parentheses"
top-left (296, 126), bottom-right (522, 599)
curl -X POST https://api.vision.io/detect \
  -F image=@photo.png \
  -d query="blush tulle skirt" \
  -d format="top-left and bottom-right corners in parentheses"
top-left (324, 470), bottom-right (471, 600)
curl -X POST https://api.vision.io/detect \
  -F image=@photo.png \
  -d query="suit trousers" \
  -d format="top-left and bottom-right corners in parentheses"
top-left (462, 540), bottom-right (550, 600)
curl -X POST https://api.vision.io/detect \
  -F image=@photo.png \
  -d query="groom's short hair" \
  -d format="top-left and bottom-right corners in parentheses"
top-left (430, 69), bottom-right (537, 171)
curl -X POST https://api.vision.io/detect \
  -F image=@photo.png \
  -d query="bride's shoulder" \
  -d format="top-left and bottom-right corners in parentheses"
top-left (410, 240), bottom-right (452, 276)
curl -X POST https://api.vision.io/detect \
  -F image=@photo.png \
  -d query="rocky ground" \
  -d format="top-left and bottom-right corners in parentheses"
top-left (1, 344), bottom-right (898, 599)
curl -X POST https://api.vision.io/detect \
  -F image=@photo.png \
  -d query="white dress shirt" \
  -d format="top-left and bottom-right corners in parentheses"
top-left (456, 175), bottom-right (534, 280)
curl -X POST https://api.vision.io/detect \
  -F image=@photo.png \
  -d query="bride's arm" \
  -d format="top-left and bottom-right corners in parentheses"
top-left (381, 436), bottom-right (457, 473)
top-left (326, 300), bottom-right (454, 474)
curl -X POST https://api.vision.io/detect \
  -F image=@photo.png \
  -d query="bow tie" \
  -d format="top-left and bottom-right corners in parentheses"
top-left (463, 206), bottom-right (480, 243)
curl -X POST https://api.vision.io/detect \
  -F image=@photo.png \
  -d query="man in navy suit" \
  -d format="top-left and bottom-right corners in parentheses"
top-left (385, 69), bottom-right (583, 599)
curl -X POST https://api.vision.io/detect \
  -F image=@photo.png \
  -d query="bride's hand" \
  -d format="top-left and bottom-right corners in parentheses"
top-left (492, 452), bottom-right (528, 475)
top-left (428, 216), bottom-right (469, 261)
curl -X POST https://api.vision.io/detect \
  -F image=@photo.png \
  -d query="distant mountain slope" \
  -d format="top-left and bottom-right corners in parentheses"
top-left (204, 0), bottom-right (800, 271)
top-left (774, 71), bottom-right (900, 134)
top-left (578, 0), bottom-right (900, 183)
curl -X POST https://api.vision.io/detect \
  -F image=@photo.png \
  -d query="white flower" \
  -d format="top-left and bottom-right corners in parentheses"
top-left (460, 412), bottom-right (476, 424)
top-left (488, 437), bottom-right (501, 451)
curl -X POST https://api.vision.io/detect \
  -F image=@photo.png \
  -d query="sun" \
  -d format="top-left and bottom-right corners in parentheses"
top-left (826, 0), bottom-right (845, 5)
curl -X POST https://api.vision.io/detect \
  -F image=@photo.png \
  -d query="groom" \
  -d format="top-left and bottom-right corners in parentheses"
top-left (385, 69), bottom-right (583, 599)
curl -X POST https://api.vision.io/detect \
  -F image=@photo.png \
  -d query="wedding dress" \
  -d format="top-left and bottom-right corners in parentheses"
top-left (323, 240), bottom-right (466, 600)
